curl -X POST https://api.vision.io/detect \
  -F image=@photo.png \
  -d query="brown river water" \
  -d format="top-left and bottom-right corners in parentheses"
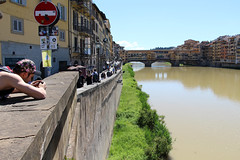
top-left (133, 63), bottom-right (240, 160)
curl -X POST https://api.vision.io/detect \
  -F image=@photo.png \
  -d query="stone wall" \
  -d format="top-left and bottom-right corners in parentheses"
top-left (0, 70), bottom-right (122, 160)
top-left (66, 71), bottom-right (122, 160)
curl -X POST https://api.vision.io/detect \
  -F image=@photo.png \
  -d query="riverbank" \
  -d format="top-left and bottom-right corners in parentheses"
top-left (108, 64), bottom-right (172, 160)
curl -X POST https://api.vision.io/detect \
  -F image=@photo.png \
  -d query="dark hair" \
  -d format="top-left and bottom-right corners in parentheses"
top-left (13, 59), bottom-right (36, 74)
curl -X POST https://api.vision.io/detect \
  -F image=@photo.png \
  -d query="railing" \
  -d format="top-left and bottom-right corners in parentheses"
top-left (78, 26), bottom-right (92, 35)
top-left (73, 25), bottom-right (92, 35)
top-left (70, 0), bottom-right (92, 13)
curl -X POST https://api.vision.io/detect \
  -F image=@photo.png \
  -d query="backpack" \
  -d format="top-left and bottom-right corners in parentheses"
top-left (92, 72), bottom-right (98, 82)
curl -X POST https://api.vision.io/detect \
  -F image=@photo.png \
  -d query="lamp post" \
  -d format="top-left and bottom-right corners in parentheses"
top-left (96, 42), bottom-right (100, 74)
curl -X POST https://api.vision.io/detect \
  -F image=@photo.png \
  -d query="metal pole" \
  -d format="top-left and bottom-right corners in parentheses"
top-left (46, 25), bottom-right (51, 76)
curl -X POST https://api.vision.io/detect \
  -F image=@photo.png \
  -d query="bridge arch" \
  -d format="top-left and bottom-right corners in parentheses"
top-left (127, 60), bottom-right (175, 67)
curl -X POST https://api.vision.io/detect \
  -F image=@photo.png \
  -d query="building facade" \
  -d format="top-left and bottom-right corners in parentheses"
top-left (69, 1), bottom-right (116, 72)
top-left (0, 0), bottom-right (119, 77)
top-left (0, 0), bottom-right (70, 78)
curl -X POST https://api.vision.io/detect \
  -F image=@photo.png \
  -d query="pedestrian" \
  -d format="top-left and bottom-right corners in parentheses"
top-left (0, 59), bottom-right (46, 100)
top-left (77, 70), bottom-right (85, 88)
top-left (92, 68), bottom-right (99, 83)
top-left (107, 68), bottom-right (112, 77)
top-left (86, 70), bottom-right (92, 85)
top-left (101, 72), bottom-right (106, 80)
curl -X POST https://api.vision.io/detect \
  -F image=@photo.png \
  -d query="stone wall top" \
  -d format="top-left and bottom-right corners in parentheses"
top-left (0, 71), bottom-right (79, 160)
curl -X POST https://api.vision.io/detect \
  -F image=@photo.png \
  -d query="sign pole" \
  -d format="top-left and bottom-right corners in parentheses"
top-left (34, 1), bottom-right (59, 77)
top-left (46, 25), bottom-right (51, 77)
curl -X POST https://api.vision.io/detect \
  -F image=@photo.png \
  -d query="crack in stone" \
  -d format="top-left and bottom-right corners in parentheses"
top-left (0, 135), bottom-right (35, 141)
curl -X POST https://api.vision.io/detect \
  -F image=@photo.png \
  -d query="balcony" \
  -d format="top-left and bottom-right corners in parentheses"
top-left (71, 0), bottom-right (92, 17)
top-left (77, 26), bottom-right (92, 36)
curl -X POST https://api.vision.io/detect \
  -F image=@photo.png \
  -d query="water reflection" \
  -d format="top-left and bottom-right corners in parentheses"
top-left (131, 62), bottom-right (145, 72)
top-left (135, 67), bottom-right (240, 102)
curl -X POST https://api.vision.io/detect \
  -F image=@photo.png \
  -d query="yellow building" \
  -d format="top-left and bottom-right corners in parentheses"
top-left (70, 0), bottom-right (92, 66)
top-left (153, 49), bottom-right (171, 60)
top-left (171, 39), bottom-right (201, 61)
top-left (125, 50), bottom-right (156, 62)
top-left (0, 0), bottom-right (70, 77)
top-left (69, 1), bottom-right (113, 71)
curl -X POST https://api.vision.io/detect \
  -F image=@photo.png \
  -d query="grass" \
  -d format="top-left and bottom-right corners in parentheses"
top-left (108, 64), bottom-right (172, 160)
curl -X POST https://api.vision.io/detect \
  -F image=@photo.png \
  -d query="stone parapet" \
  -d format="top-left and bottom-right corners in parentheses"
top-left (0, 71), bottom-right (79, 160)
top-left (66, 71), bottom-right (123, 160)
top-left (0, 70), bottom-right (122, 160)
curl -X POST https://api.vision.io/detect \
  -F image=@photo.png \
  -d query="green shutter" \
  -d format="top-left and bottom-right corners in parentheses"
top-left (64, 6), bottom-right (67, 21)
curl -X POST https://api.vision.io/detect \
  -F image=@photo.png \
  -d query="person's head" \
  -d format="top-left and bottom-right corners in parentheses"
top-left (13, 59), bottom-right (41, 83)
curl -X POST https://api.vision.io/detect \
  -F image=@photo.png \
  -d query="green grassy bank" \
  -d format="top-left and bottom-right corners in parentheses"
top-left (108, 64), bottom-right (172, 160)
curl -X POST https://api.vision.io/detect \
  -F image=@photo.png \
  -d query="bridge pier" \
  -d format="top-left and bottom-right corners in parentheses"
top-left (144, 63), bottom-right (152, 67)
top-left (171, 61), bottom-right (179, 66)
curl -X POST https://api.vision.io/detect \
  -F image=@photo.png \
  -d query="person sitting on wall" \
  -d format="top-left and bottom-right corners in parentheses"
top-left (0, 59), bottom-right (46, 100)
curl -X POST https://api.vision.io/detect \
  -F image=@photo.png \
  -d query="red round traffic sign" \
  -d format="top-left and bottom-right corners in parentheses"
top-left (34, 1), bottom-right (58, 26)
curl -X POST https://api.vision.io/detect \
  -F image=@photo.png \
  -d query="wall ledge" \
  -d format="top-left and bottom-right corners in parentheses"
top-left (0, 71), bottom-right (78, 160)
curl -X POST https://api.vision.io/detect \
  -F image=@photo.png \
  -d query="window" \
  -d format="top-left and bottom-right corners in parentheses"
top-left (81, 16), bottom-right (84, 26)
top-left (92, 20), bottom-right (95, 31)
top-left (86, 19), bottom-right (89, 29)
top-left (58, 3), bottom-right (67, 21)
top-left (11, 16), bottom-right (24, 34)
top-left (73, 11), bottom-right (78, 30)
top-left (59, 30), bottom-right (65, 41)
top-left (95, 23), bottom-right (98, 33)
top-left (74, 37), bottom-right (78, 52)
top-left (84, 19), bottom-right (87, 27)
top-left (80, 39), bottom-right (85, 53)
top-left (11, 0), bottom-right (26, 6)
top-left (5, 58), bottom-right (24, 68)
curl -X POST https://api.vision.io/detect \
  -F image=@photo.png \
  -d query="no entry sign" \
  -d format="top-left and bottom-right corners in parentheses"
top-left (34, 1), bottom-right (59, 26)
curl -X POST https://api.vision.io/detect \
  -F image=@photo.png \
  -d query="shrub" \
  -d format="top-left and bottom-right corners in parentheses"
top-left (108, 63), bottom-right (172, 160)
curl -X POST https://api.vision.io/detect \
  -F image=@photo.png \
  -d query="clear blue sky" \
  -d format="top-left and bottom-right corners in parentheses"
top-left (93, 0), bottom-right (240, 50)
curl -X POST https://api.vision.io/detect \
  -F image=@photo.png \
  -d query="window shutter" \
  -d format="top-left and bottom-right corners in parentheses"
top-left (22, 0), bottom-right (26, 6)
top-left (57, 3), bottom-right (61, 20)
top-left (64, 6), bottom-right (67, 21)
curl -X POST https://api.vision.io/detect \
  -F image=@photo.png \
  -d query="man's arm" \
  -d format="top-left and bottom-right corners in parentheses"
top-left (9, 74), bottom-right (46, 99)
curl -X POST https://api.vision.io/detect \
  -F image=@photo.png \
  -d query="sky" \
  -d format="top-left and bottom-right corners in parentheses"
top-left (93, 0), bottom-right (240, 50)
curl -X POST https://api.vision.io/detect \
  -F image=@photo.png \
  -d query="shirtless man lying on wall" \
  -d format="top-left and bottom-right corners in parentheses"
top-left (0, 59), bottom-right (46, 100)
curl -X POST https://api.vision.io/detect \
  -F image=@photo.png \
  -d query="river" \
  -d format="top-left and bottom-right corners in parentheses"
top-left (132, 62), bottom-right (240, 160)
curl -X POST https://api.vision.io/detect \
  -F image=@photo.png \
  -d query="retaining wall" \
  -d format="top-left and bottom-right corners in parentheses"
top-left (0, 70), bottom-right (122, 160)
